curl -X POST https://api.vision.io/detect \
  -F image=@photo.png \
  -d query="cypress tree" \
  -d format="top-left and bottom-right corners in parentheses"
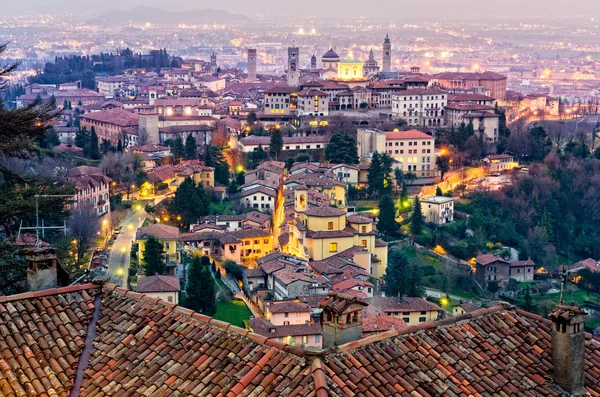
top-left (185, 256), bottom-right (217, 316)
top-left (410, 196), bottom-right (423, 235)
top-left (384, 250), bottom-right (410, 297)
top-left (88, 127), bottom-right (100, 159)
top-left (378, 194), bottom-right (399, 237)
top-left (184, 134), bottom-right (197, 160)
top-left (142, 236), bottom-right (166, 276)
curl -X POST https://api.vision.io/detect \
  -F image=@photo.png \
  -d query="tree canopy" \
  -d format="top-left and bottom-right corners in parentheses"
top-left (367, 152), bottom-right (394, 197)
top-left (324, 131), bottom-right (359, 165)
top-left (168, 177), bottom-right (211, 227)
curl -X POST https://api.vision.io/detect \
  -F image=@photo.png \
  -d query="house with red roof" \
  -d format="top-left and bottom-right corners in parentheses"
top-left (136, 274), bottom-right (180, 304)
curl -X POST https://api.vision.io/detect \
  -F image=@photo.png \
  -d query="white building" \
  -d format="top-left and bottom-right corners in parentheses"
top-left (136, 275), bottom-right (180, 304)
top-left (391, 89), bottom-right (448, 127)
top-left (421, 196), bottom-right (454, 225)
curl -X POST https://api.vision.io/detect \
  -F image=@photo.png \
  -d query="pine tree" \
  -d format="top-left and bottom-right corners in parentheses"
top-left (378, 194), bottom-right (399, 237)
top-left (88, 127), bottom-right (100, 160)
top-left (384, 250), bottom-right (410, 297)
top-left (185, 256), bottom-right (217, 316)
top-left (142, 236), bottom-right (166, 276)
top-left (324, 130), bottom-right (359, 164)
top-left (436, 186), bottom-right (443, 196)
top-left (117, 139), bottom-right (123, 153)
top-left (184, 134), bottom-right (197, 160)
top-left (410, 196), bottom-right (423, 235)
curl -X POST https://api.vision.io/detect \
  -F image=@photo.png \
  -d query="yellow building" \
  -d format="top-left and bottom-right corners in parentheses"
top-left (337, 59), bottom-right (364, 80)
top-left (288, 189), bottom-right (387, 275)
top-left (229, 229), bottom-right (273, 266)
top-left (286, 176), bottom-right (347, 208)
top-left (137, 224), bottom-right (182, 266)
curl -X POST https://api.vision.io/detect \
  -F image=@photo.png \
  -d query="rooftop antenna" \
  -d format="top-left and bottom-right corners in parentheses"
top-left (559, 264), bottom-right (567, 305)
top-left (18, 194), bottom-right (74, 246)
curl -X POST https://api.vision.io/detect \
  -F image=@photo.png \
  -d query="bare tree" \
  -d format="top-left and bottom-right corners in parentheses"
top-left (68, 205), bottom-right (100, 270)
top-left (137, 129), bottom-right (151, 146)
top-left (110, 208), bottom-right (128, 230)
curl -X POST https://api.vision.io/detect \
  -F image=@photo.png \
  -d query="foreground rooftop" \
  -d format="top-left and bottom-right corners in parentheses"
top-left (0, 283), bottom-right (599, 396)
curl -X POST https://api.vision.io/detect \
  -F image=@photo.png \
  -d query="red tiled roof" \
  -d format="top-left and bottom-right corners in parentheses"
top-left (249, 318), bottom-right (322, 338)
top-left (136, 275), bottom-right (180, 293)
top-left (1, 285), bottom-right (600, 396)
top-left (304, 206), bottom-right (346, 217)
top-left (346, 215), bottom-right (372, 224)
top-left (435, 71), bottom-right (507, 81)
top-left (445, 102), bottom-right (496, 111)
top-left (371, 296), bottom-right (442, 313)
top-left (476, 253), bottom-right (508, 266)
top-left (511, 259), bottom-right (536, 267)
top-left (137, 224), bottom-right (180, 240)
top-left (574, 258), bottom-right (600, 272)
top-left (361, 314), bottom-right (407, 334)
top-left (80, 108), bottom-right (138, 127)
top-left (267, 301), bottom-right (311, 314)
top-left (385, 129), bottom-right (434, 140)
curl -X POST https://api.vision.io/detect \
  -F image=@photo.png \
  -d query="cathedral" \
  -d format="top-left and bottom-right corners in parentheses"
top-left (320, 35), bottom-right (390, 82)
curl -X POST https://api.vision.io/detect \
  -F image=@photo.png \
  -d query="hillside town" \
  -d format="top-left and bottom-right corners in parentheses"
top-left (2, 6), bottom-right (600, 395)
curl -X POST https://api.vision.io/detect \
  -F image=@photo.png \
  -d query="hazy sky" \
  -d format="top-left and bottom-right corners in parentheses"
top-left (5, 0), bottom-right (600, 19)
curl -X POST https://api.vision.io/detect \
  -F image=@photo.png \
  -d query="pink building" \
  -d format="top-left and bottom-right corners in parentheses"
top-left (67, 166), bottom-right (112, 217)
top-left (265, 301), bottom-right (312, 326)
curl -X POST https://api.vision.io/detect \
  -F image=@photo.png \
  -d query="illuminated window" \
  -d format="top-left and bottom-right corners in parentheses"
top-left (328, 222), bottom-right (334, 230)
top-left (361, 240), bottom-right (367, 247)
top-left (329, 243), bottom-right (338, 252)
top-left (361, 226), bottom-right (367, 233)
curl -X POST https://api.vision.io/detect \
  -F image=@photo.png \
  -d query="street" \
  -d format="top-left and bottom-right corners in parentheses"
top-left (107, 209), bottom-right (147, 288)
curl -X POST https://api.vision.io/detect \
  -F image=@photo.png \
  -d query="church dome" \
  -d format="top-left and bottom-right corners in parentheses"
top-left (322, 45), bottom-right (340, 61)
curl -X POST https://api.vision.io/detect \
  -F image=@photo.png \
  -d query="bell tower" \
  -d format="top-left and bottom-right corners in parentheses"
top-left (287, 45), bottom-right (300, 86)
top-left (382, 33), bottom-right (392, 73)
top-left (294, 186), bottom-right (307, 213)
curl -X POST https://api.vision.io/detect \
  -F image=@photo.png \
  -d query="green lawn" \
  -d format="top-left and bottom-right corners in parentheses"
top-left (214, 299), bottom-right (252, 328)
top-left (210, 200), bottom-right (232, 215)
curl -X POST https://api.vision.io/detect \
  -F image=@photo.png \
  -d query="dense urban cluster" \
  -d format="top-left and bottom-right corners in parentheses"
top-left (1, 7), bottom-right (600, 397)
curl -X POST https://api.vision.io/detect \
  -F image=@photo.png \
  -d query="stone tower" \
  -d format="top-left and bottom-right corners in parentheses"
top-left (310, 54), bottom-right (317, 69)
top-left (287, 46), bottom-right (300, 86)
top-left (247, 48), bottom-right (257, 82)
top-left (549, 305), bottom-right (588, 395)
top-left (138, 112), bottom-right (159, 145)
top-left (383, 33), bottom-right (392, 73)
top-left (210, 52), bottom-right (217, 74)
top-left (319, 292), bottom-right (368, 348)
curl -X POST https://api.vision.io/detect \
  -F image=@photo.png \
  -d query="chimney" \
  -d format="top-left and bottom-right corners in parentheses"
top-left (548, 305), bottom-right (588, 395)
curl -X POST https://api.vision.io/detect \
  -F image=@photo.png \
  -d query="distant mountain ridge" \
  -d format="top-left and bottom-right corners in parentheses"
top-left (96, 5), bottom-right (250, 25)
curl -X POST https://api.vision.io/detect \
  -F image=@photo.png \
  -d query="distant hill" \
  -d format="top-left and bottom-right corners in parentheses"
top-left (95, 5), bottom-right (250, 25)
